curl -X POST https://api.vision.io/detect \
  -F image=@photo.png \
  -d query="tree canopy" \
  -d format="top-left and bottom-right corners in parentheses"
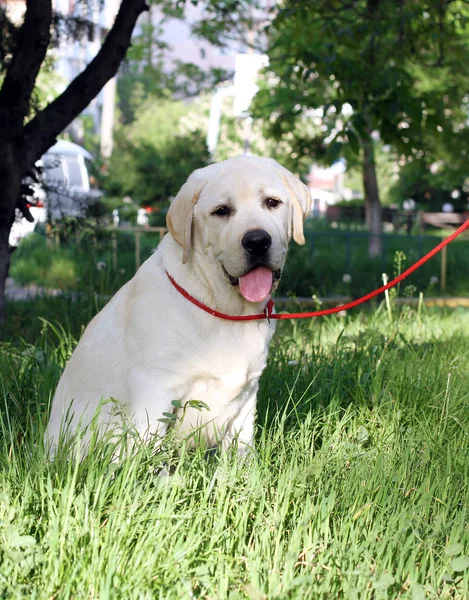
top-left (253, 0), bottom-right (469, 253)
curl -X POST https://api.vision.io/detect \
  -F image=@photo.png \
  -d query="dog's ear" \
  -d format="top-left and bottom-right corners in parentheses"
top-left (271, 162), bottom-right (311, 245)
top-left (166, 171), bottom-right (206, 264)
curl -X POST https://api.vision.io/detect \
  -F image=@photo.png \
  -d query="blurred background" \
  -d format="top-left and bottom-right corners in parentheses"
top-left (3, 0), bottom-right (469, 303)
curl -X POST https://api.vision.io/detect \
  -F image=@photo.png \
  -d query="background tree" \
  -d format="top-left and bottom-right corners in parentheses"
top-left (101, 85), bottom-right (305, 213)
top-left (388, 67), bottom-right (469, 211)
top-left (103, 98), bottom-right (211, 207)
top-left (0, 0), bottom-right (149, 328)
top-left (253, 0), bottom-right (469, 256)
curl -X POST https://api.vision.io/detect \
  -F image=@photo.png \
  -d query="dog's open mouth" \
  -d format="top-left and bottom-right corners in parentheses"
top-left (224, 266), bottom-right (282, 303)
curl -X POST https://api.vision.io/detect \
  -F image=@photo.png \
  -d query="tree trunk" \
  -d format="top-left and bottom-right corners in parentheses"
top-left (362, 136), bottom-right (382, 257)
top-left (0, 0), bottom-right (148, 331)
top-left (0, 142), bottom-right (22, 332)
top-left (0, 225), bottom-right (12, 337)
top-left (0, 0), bottom-right (53, 333)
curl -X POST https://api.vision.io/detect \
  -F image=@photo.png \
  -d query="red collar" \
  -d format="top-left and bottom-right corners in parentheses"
top-left (166, 270), bottom-right (275, 321)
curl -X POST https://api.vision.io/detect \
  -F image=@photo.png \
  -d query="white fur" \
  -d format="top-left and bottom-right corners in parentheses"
top-left (45, 156), bottom-right (311, 453)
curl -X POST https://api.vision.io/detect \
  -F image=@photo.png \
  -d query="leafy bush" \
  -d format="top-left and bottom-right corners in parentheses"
top-left (10, 235), bottom-right (77, 290)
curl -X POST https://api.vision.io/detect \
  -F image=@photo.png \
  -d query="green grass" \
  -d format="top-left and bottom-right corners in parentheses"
top-left (10, 230), bottom-right (162, 296)
top-left (1, 300), bottom-right (469, 598)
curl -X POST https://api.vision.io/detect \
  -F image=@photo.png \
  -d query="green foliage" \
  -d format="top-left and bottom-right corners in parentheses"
top-left (117, 75), bottom-right (170, 125)
top-left (103, 99), bottom-right (211, 206)
top-left (331, 197), bottom-right (365, 209)
top-left (253, 0), bottom-right (469, 207)
top-left (30, 55), bottom-right (63, 113)
top-left (78, 114), bottom-right (100, 158)
top-left (257, 1), bottom-right (469, 153)
top-left (9, 231), bottom-right (141, 297)
top-left (10, 235), bottom-right (78, 290)
top-left (117, 8), bottom-right (233, 125)
top-left (117, 18), bottom-right (170, 124)
top-left (190, 0), bottom-right (260, 47)
top-left (388, 115), bottom-right (469, 210)
top-left (13, 255), bottom-right (77, 290)
top-left (344, 142), bottom-right (398, 205)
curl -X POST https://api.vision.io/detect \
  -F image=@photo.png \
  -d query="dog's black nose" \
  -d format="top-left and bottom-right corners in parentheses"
top-left (242, 229), bottom-right (272, 256)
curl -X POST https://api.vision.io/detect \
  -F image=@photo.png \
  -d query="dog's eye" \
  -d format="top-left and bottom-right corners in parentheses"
top-left (212, 205), bottom-right (232, 217)
top-left (265, 197), bottom-right (282, 209)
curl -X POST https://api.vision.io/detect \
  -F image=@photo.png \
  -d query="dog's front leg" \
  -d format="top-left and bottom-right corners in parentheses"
top-left (127, 368), bottom-right (176, 443)
top-left (222, 390), bottom-right (258, 455)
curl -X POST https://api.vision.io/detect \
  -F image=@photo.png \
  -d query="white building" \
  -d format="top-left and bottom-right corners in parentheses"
top-left (307, 162), bottom-right (354, 216)
top-left (144, 3), bottom-right (237, 74)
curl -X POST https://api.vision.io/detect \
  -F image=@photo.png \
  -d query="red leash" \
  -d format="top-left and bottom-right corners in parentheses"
top-left (167, 217), bottom-right (469, 321)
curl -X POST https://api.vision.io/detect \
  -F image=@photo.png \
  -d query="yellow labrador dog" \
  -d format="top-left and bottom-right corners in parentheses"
top-left (45, 156), bottom-right (311, 453)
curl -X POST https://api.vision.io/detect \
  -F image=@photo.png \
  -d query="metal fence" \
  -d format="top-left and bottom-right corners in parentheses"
top-left (303, 228), bottom-right (466, 295)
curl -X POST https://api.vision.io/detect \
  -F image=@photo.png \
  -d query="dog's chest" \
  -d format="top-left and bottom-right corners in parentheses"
top-left (171, 322), bottom-right (272, 429)
top-left (183, 323), bottom-right (270, 394)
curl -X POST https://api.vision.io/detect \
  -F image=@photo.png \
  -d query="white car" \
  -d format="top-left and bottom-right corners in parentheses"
top-left (9, 140), bottom-right (102, 246)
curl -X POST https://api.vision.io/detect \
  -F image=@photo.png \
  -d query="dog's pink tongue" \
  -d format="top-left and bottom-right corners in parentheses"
top-left (239, 266), bottom-right (273, 303)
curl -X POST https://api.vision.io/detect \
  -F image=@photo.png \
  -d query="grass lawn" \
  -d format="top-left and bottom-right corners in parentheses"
top-left (1, 299), bottom-right (469, 598)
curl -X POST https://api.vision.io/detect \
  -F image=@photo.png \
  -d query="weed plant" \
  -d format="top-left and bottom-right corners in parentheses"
top-left (1, 296), bottom-right (469, 598)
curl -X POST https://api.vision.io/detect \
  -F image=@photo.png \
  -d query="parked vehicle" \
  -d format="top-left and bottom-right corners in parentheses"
top-left (44, 139), bottom-right (102, 220)
top-left (9, 140), bottom-right (102, 246)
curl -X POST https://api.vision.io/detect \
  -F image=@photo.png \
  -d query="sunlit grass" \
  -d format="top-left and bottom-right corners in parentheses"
top-left (1, 302), bottom-right (469, 598)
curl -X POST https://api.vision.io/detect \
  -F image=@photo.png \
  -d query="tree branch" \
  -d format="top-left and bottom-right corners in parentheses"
top-left (22, 0), bottom-right (149, 170)
top-left (0, 0), bottom-right (53, 133)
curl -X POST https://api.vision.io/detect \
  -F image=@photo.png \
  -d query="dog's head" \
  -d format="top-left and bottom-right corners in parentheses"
top-left (167, 156), bottom-right (311, 303)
